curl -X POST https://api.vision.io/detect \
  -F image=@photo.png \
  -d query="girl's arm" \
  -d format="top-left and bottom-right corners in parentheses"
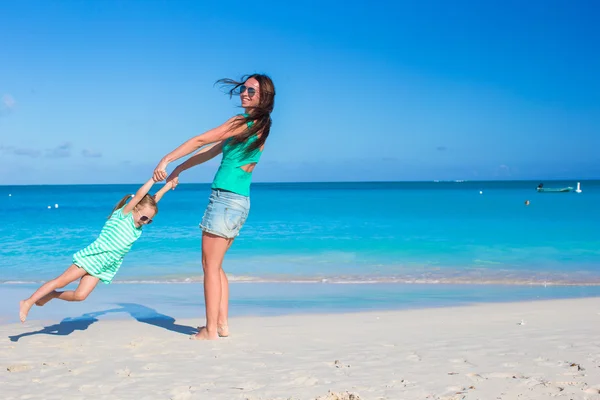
top-left (122, 178), bottom-right (156, 215)
top-left (153, 116), bottom-right (246, 181)
top-left (153, 180), bottom-right (175, 203)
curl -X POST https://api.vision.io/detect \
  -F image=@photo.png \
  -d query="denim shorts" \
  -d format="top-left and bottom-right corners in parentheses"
top-left (200, 189), bottom-right (250, 239)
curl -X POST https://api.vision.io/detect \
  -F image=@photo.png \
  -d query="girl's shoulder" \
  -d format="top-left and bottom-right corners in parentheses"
top-left (110, 206), bottom-right (133, 221)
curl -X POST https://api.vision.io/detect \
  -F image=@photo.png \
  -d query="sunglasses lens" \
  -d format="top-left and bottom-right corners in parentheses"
top-left (239, 85), bottom-right (255, 97)
top-left (140, 216), bottom-right (148, 221)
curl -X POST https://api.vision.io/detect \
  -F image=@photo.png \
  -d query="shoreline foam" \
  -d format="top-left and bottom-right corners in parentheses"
top-left (5, 273), bottom-right (600, 286)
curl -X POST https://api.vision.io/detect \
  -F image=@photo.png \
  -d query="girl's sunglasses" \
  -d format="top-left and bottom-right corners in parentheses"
top-left (135, 210), bottom-right (153, 224)
top-left (239, 85), bottom-right (256, 97)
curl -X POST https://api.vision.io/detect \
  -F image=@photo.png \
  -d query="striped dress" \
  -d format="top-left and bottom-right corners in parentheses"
top-left (72, 207), bottom-right (142, 284)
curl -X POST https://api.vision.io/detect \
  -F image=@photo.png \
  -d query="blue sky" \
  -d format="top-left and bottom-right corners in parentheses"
top-left (1, 0), bottom-right (599, 184)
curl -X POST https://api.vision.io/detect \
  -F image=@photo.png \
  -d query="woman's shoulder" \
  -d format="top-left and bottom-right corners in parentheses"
top-left (234, 113), bottom-right (253, 128)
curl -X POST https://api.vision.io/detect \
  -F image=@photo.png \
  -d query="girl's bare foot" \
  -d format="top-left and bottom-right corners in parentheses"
top-left (19, 300), bottom-right (33, 323)
top-left (190, 326), bottom-right (219, 340)
top-left (35, 291), bottom-right (57, 306)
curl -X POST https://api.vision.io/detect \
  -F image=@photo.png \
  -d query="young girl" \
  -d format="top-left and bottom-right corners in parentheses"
top-left (19, 178), bottom-right (174, 322)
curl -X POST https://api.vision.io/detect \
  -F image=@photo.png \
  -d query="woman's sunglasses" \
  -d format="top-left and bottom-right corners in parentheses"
top-left (239, 85), bottom-right (256, 97)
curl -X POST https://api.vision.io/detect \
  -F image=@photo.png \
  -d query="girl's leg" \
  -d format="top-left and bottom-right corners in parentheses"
top-left (35, 291), bottom-right (56, 306)
top-left (35, 274), bottom-right (99, 305)
top-left (19, 264), bottom-right (88, 322)
top-left (54, 274), bottom-right (100, 302)
top-left (192, 232), bottom-right (232, 340)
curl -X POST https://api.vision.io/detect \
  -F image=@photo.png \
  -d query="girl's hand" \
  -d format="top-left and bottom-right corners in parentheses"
top-left (153, 160), bottom-right (169, 182)
top-left (168, 176), bottom-right (179, 189)
top-left (166, 169), bottom-right (180, 189)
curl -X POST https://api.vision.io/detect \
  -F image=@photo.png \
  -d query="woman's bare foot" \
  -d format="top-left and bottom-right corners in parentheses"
top-left (19, 300), bottom-right (33, 323)
top-left (35, 291), bottom-right (57, 306)
top-left (190, 326), bottom-right (219, 340)
top-left (198, 324), bottom-right (230, 337)
top-left (217, 324), bottom-right (229, 337)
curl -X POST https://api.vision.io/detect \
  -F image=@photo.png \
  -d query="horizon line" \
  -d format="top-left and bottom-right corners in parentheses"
top-left (1, 178), bottom-right (597, 187)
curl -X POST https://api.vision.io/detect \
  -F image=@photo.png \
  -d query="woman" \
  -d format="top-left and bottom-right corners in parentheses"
top-left (153, 74), bottom-right (275, 340)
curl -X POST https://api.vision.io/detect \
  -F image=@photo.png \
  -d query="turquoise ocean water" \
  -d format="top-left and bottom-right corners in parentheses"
top-left (1, 181), bottom-right (599, 322)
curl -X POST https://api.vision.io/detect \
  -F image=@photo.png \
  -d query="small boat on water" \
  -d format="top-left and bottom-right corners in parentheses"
top-left (537, 187), bottom-right (573, 193)
top-left (536, 183), bottom-right (573, 193)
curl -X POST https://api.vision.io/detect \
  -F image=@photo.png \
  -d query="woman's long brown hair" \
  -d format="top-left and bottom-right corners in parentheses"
top-left (215, 74), bottom-right (275, 154)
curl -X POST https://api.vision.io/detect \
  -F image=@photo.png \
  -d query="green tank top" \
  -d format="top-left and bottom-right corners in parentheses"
top-left (211, 114), bottom-right (262, 196)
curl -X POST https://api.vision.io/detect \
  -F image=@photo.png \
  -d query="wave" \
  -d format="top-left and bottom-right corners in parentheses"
top-left (4, 272), bottom-right (600, 286)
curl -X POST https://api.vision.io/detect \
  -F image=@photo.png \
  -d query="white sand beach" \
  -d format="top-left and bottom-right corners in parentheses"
top-left (2, 297), bottom-right (600, 399)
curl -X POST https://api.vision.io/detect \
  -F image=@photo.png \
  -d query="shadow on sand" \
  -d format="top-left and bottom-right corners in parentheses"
top-left (9, 303), bottom-right (197, 342)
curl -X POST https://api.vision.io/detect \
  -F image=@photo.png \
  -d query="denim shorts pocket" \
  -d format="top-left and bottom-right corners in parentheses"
top-left (224, 207), bottom-right (245, 231)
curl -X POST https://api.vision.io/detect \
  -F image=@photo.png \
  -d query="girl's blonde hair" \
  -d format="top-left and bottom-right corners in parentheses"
top-left (108, 194), bottom-right (158, 219)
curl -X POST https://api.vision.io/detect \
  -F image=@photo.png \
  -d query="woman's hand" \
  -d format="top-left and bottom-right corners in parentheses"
top-left (153, 160), bottom-right (169, 182)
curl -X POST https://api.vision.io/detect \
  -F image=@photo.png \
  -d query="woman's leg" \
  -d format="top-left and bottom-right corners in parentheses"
top-left (217, 267), bottom-right (230, 337)
top-left (216, 239), bottom-right (235, 337)
top-left (192, 232), bottom-right (233, 340)
top-left (19, 264), bottom-right (88, 322)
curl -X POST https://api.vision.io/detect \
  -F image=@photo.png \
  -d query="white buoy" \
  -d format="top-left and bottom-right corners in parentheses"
top-left (8, 194), bottom-right (11, 197)
top-left (54, 203), bottom-right (59, 208)
top-left (575, 182), bottom-right (582, 193)
top-left (47, 205), bottom-right (51, 209)
top-left (479, 191), bottom-right (483, 195)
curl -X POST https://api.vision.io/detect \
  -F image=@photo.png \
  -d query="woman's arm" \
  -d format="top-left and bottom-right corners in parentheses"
top-left (153, 116), bottom-right (246, 181)
top-left (166, 141), bottom-right (224, 189)
top-left (176, 141), bottom-right (224, 174)
top-left (123, 178), bottom-right (155, 215)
